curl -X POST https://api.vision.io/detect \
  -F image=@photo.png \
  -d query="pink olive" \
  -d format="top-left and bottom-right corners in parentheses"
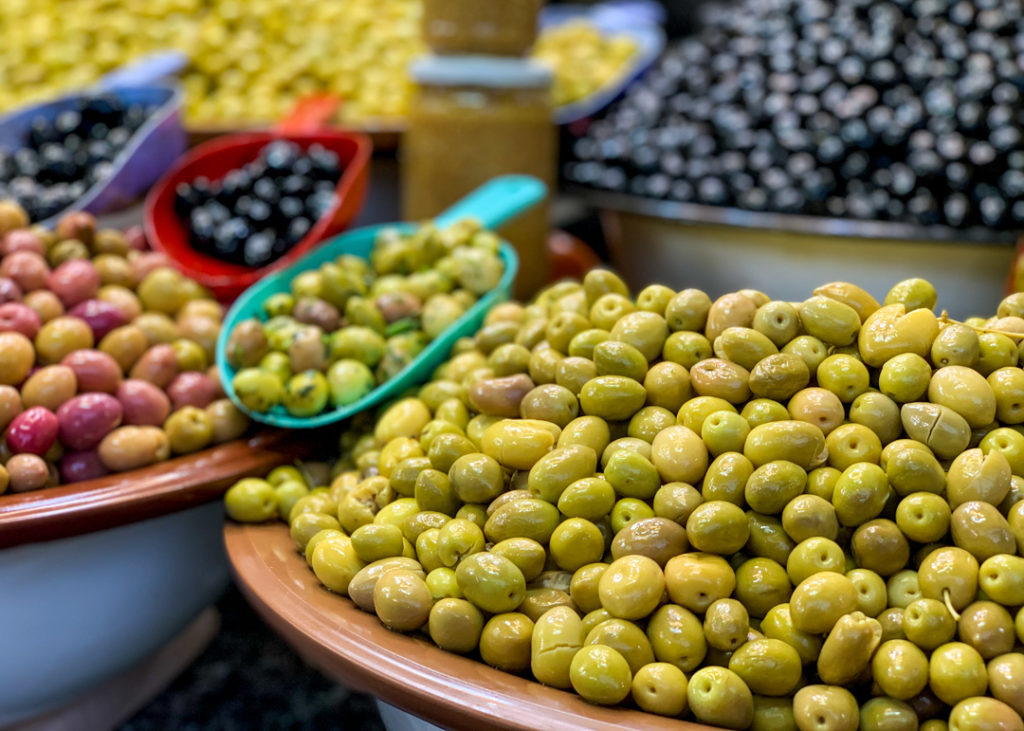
top-left (124, 225), bottom-right (148, 252)
top-left (57, 393), bottom-right (124, 451)
top-left (55, 211), bottom-right (96, 247)
top-left (129, 344), bottom-right (179, 389)
top-left (68, 299), bottom-right (127, 341)
top-left (0, 302), bottom-right (41, 339)
top-left (49, 259), bottom-right (100, 308)
top-left (0, 251), bottom-right (49, 292)
top-left (116, 379), bottom-right (171, 426)
top-left (60, 449), bottom-right (109, 483)
top-left (6, 406), bottom-right (59, 455)
top-left (7, 453), bottom-right (49, 492)
top-left (3, 230), bottom-right (45, 256)
top-left (61, 350), bottom-right (123, 393)
top-left (167, 371), bottom-right (218, 410)
top-left (130, 252), bottom-right (170, 282)
top-left (0, 277), bottom-right (22, 304)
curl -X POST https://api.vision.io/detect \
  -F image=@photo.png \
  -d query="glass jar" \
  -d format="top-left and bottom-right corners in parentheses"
top-left (422, 0), bottom-right (542, 56)
top-left (403, 57), bottom-right (555, 297)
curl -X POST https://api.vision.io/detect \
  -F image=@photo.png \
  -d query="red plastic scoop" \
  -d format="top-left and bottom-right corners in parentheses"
top-left (143, 96), bottom-right (371, 301)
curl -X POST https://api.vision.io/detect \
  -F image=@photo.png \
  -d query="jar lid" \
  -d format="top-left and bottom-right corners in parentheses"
top-left (410, 55), bottom-right (553, 89)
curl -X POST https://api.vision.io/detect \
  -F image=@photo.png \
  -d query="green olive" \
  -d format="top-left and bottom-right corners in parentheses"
top-left (454, 552), bottom-right (526, 614)
top-left (665, 552), bottom-right (735, 613)
top-left (687, 501), bottom-right (749, 555)
top-left (741, 398), bottom-right (792, 428)
top-left (631, 662), bottom-right (689, 716)
top-left (817, 353), bottom-right (870, 403)
top-left (949, 698), bottom-right (1024, 731)
top-left (735, 558), bottom-right (792, 619)
top-left (480, 612), bottom-right (534, 673)
top-left (531, 605), bottom-right (585, 689)
top-left (598, 555), bottom-right (665, 620)
top-left (789, 572), bottom-right (858, 634)
top-left (793, 685), bottom-right (859, 731)
top-left (728, 638), bottom-right (802, 696)
top-left (666, 289), bottom-right (712, 332)
top-left (703, 451), bottom-right (754, 505)
top-left (929, 642), bottom-right (989, 706)
top-left (782, 494), bottom-right (839, 543)
top-left (686, 666), bottom-right (754, 731)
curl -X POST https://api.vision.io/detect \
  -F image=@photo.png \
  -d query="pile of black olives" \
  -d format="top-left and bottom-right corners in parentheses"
top-left (0, 95), bottom-right (153, 221)
top-left (565, 0), bottom-right (1024, 230)
top-left (175, 140), bottom-right (341, 268)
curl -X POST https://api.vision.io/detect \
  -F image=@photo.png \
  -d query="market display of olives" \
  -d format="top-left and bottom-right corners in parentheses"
top-left (227, 268), bottom-right (1024, 726)
top-left (175, 140), bottom-right (342, 267)
top-left (0, 95), bottom-right (153, 222)
top-left (565, 0), bottom-right (1024, 230)
top-left (225, 217), bottom-right (505, 418)
top-left (0, 203), bottom-right (248, 492)
top-left (0, 1), bottom-right (636, 126)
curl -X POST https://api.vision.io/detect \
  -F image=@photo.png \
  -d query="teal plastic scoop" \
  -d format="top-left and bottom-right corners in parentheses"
top-left (216, 175), bottom-right (546, 429)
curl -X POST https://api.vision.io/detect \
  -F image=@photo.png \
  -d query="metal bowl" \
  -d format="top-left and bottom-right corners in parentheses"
top-left (578, 189), bottom-right (1019, 319)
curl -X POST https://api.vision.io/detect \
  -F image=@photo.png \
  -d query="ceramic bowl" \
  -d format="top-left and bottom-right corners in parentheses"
top-left (0, 432), bottom-right (307, 725)
top-left (225, 522), bottom-right (716, 731)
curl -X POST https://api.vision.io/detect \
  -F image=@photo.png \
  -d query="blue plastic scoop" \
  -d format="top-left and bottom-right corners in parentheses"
top-left (216, 174), bottom-right (546, 429)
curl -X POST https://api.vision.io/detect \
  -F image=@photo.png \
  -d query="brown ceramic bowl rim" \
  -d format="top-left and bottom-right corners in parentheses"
top-left (225, 521), bottom-right (718, 731)
top-left (0, 431), bottom-right (307, 549)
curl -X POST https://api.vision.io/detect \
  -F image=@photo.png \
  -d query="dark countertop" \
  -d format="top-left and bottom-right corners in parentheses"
top-left (118, 585), bottom-right (386, 731)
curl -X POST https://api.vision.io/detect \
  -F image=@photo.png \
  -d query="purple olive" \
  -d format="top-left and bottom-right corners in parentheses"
top-left (68, 299), bottom-right (128, 341)
top-left (116, 379), bottom-right (171, 427)
top-left (6, 406), bottom-right (59, 455)
top-left (57, 393), bottom-right (123, 451)
top-left (60, 449), bottom-right (109, 483)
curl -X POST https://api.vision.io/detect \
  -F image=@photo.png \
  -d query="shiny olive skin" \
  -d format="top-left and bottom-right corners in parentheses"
top-left (665, 552), bottom-right (735, 613)
top-left (686, 666), bottom-right (754, 731)
top-left (789, 572), bottom-right (858, 634)
top-left (598, 555), bottom-right (665, 620)
top-left (735, 558), bottom-right (792, 619)
top-left (480, 612), bottom-right (534, 672)
top-left (949, 697), bottom-right (1024, 731)
top-left (904, 597), bottom-right (957, 650)
top-left (585, 618), bottom-right (655, 675)
top-left (988, 653), bottom-right (1024, 718)
top-left (532, 606), bottom-right (585, 689)
top-left (728, 638), bottom-right (801, 696)
top-left (929, 642), bottom-right (989, 706)
top-left (793, 685), bottom-right (859, 731)
top-left (958, 601), bottom-right (1016, 660)
top-left (631, 662), bottom-right (688, 717)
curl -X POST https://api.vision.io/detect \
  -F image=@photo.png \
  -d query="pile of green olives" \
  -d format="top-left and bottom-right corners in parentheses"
top-left (225, 218), bottom-right (504, 419)
top-left (226, 270), bottom-right (1024, 730)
